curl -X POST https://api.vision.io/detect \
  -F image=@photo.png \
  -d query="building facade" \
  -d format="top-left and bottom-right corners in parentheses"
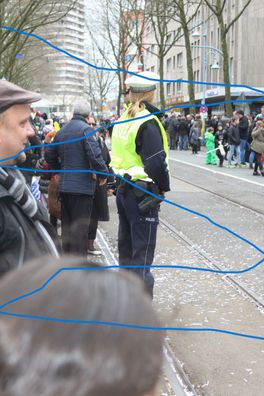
top-left (143, 0), bottom-right (264, 115)
top-left (41, 0), bottom-right (86, 118)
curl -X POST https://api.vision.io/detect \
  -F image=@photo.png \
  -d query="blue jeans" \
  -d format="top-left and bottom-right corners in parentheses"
top-left (228, 145), bottom-right (241, 165)
top-left (179, 135), bottom-right (188, 150)
top-left (240, 139), bottom-right (247, 163)
top-left (249, 150), bottom-right (255, 165)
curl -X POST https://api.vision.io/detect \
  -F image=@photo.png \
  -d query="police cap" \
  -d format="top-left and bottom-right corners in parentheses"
top-left (125, 71), bottom-right (160, 93)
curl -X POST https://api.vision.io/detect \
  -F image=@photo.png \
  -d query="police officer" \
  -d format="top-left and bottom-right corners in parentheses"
top-left (111, 71), bottom-right (170, 298)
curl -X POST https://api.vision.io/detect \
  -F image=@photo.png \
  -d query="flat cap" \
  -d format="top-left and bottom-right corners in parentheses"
top-left (0, 79), bottom-right (41, 113)
top-left (125, 71), bottom-right (160, 93)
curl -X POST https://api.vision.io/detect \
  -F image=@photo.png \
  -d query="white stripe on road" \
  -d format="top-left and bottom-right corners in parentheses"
top-left (97, 228), bottom-right (118, 266)
top-left (170, 158), bottom-right (264, 187)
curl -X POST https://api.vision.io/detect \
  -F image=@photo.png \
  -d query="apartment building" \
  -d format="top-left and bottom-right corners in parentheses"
top-left (41, 0), bottom-right (86, 117)
top-left (144, 0), bottom-right (264, 115)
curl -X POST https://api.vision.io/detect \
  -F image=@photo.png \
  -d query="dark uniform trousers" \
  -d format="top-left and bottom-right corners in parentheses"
top-left (60, 193), bottom-right (93, 257)
top-left (116, 187), bottom-right (159, 298)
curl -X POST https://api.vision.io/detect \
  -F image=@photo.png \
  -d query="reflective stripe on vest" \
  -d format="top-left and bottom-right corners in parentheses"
top-left (111, 107), bottom-right (169, 181)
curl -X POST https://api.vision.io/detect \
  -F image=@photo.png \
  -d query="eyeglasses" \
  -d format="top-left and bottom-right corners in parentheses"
top-left (88, 123), bottom-right (97, 127)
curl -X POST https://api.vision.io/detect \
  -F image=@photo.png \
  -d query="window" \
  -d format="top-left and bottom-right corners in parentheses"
top-left (195, 70), bottom-right (200, 93)
top-left (166, 33), bottom-right (172, 44)
top-left (167, 57), bottom-right (172, 72)
top-left (167, 82), bottom-right (171, 96)
top-left (151, 66), bottom-right (155, 72)
top-left (229, 57), bottom-right (234, 83)
top-left (177, 80), bottom-right (182, 93)
top-left (177, 52), bottom-right (183, 68)
top-left (173, 56), bottom-right (176, 69)
top-left (176, 27), bottom-right (181, 39)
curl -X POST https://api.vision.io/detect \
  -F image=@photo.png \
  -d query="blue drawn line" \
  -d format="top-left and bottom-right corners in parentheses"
top-left (0, 26), bottom-right (263, 339)
top-left (1, 95), bottom-right (264, 165)
top-left (0, 266), bottom-right (263, 341)
top-left (1, 26), bottom-right (264, 96)
top-left (1, 261), bottom-right (264, 314)
top-left (3, 165), bottom-right (264, 259)
top-left (1, 25), bottom-right (264, 164)
top-left (0, 311), bottom-right (262, 341)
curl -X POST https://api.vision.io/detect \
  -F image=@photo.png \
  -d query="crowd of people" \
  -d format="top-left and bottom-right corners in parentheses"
top-left (163, 108), bottom-right (264, 176)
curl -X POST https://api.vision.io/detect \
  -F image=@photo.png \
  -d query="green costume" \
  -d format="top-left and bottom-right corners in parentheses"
top-left (205, 131), bottom-right (217, 165)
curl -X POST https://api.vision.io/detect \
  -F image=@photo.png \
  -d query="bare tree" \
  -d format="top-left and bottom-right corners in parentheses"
top-left (0, 0), bottom-right (76, 83)
top-left (85, 45), bottom-right (116, 114)
top-left (144, 0), bottom-right (188, 109)
top-left (203, 0), bottom-right (253, 116)
top-left (87, 0), bottom-right (145, 115)
top-left (171, 0), bottom-right (202, 112)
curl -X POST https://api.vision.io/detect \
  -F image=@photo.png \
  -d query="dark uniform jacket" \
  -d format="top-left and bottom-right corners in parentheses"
top-left (136, 102), bottom-right (170, 193)
top-left (45, 115), bottom-right (108, 196)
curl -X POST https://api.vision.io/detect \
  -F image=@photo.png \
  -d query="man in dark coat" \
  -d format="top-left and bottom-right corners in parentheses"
top-left (236, 110), bottom-right (249, 165)
top-left (45, 101), bottom-right (108, 257)
top-left (227, 117), bottom-right (241, 168)
top-left (178, 116), bottom-right (190, 150)
top-left (0, 80), bottom-right (59, 276)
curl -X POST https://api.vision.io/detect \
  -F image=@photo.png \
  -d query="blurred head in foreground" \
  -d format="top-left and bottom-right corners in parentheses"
top-left (0, 256), bottom-right (163, 396)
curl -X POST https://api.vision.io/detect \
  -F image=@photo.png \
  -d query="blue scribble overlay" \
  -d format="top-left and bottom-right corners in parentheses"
top-left (1, 26), bottom-right (264, 95)
top-left (3, 166), bottom-right (264, 273)
top-left (0, 26), bottom-right (263, 340)
top-left (0, 266), bottom-right (263, 341)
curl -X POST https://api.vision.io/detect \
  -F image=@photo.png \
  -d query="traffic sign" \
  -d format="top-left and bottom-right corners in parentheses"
top-left (200, 106), bottom-right (208, 113)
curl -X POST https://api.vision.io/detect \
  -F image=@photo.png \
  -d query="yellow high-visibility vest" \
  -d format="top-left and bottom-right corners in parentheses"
top-left (111, 107), bottom-right (169, 181)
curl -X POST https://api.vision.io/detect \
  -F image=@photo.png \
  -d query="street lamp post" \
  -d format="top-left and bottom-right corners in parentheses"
top-left (192, 28), bottom-right (222, 108)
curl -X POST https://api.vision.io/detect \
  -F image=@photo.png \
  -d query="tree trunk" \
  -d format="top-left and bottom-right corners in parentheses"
top-left (159, 53), bottom-right (165, 109)
top-left (182, 21), bottom-right (195, 112)
top-left (219, 19), bottom-right (232, 116)
top-left (219, 25), bottom-right (233, 117)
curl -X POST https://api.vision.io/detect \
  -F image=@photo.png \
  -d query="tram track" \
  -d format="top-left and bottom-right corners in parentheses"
top-left (95, 172), bottom-right (264, 395)
top-left (97, 227), bottom-right (197, 396)
top-left (170, 174), bottom-right (264, 217)
top-left (160, 174), bottom-right (264, 311)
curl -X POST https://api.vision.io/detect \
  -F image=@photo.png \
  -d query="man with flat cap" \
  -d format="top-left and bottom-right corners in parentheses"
top-left (0, 79), bottom-right (59, 275)
top-left (111, 71), bottom-right (170, 298)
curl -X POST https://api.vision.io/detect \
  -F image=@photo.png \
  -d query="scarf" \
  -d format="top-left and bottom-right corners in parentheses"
top-left (0, 167), bottom-right (38, 218)
top-left (0, 167), bottom-right (59, 258)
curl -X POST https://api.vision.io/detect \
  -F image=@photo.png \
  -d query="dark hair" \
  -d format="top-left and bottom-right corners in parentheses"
top-left (236, 110), bottom-right (244, 116)
top-left (0, 256), bottom-right (163, 396)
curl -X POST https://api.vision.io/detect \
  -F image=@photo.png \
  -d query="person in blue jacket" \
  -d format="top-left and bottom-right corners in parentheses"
top-left (45, 101), bottom-right (108, 257)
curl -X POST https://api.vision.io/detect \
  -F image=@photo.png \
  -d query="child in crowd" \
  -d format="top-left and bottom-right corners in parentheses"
top-left (190, 124), bottom-right (199, 154)
top-left (205, 127), bottom-right (217, 165)
top-left (215, 123), bottom-right (228, 167)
